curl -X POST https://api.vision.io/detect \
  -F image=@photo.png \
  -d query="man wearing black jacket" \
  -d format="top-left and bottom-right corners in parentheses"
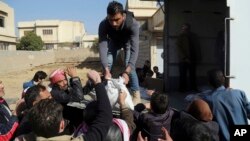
top-left (49, 67), bottom-right (84, 103)
top-left (49, 67), bottom-right (85, 130)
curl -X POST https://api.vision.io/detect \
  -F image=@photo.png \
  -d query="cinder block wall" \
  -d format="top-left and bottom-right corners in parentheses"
top-left (0, 50), bottom-right (55, 74)
top-left (0, 48), bottom-right (99, 74)
top-left (54, 48), bottom-right (99, 63)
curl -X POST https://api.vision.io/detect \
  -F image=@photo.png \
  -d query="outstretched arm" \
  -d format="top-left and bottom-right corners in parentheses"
top-left (118, 90), bottom-right (136, 132)
top-left (83, 70), bottom-right (113, 141)
top-left (98, 20), bottom-right (112, 80)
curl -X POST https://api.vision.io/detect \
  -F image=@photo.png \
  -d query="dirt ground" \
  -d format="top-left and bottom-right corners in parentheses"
top-left (0, 62), bottom-right (104, 103)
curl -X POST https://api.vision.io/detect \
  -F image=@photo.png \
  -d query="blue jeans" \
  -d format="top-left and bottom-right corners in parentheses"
top-left (107, 42), bottom-right (139, 91)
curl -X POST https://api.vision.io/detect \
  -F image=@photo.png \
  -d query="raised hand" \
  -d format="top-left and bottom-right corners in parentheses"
top-left (87, 70), bottom-right (101, 85)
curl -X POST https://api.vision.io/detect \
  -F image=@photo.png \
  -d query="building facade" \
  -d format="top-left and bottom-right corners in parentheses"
top-left (82, 34), bottom-right (98, 48)
top-left (126, 0), bottom-right (164, 72)
top-left (0, 1), bottom-right (16, 51)
top-left (18, 20), bottom-right (86, 49)
top-left (130, 0), bottom-right (227, 91)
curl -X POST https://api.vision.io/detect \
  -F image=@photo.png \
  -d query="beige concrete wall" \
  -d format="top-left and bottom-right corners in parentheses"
top-left (0, 50), bottom-right (55, 74)
top-left (0, 48), bottom-right (99, 74)
top-left (54, 48), bottom-right (99, 62)
top-left (7, 44), bottom-right (16, 51)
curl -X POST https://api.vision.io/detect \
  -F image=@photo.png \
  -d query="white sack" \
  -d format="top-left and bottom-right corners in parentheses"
top-left (105, 77), bottom-right (134, 110)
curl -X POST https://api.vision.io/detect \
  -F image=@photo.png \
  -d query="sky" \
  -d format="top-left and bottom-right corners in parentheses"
top-left (4, 0), bottom-right (127, 35)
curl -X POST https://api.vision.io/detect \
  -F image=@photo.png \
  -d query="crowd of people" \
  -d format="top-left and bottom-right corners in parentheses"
top-left (1, 1), bottom-right (250, 141)
top-left (1, 67), bottom-right (249, 141)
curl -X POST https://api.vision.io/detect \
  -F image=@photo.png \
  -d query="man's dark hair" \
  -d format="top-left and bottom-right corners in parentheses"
top-left (153, 66), bottom-right (159, 70)
top-left (172, 118), bottom-right (212, 141)
top-left (207, 69), bottom-right (225, 88)
top-left (83, 101), bottom-right (123, 141)
top-left (150, 93), bottom-right (169, 114)
top-left (33, 71), bottom-right (47, 82)
top-left (24, 84), bottom-right (46, 109)
top-left (28, 99), bottom-right (63, 138)
top-left (105, 123), bottom-right (123, 141)
top-left (107, 1), bottom-right (124, 15)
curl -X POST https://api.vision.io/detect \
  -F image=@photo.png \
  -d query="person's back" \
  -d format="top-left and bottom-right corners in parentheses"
top-left (202, 69), bottom-right (250, 141)
top-left (138, 108), bottom-right (174, 141)
top-left (136, 93), bottom-right (174, 141)
top-left (75, 90), bottom-right (134, 141)
top-left (171, 111), bottom-right (212, 141)
top-left (204, 87), bottom-right (250, 141)
top-left (187, 99), bottom-right (219, 141)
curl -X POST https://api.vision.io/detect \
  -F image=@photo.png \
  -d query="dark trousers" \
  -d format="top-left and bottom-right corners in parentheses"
top-left (179, 62), bottom-right (197, 92)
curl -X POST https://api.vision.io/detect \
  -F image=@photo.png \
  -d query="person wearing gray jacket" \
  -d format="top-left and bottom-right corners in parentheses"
top-left (98, 1), bottom-right (141, 105)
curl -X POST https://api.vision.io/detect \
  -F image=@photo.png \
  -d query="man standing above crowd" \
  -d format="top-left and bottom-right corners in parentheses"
top-left (98, 1), bottom-right (141, 104)
top-left (176, 23), bottom-right (201, 92)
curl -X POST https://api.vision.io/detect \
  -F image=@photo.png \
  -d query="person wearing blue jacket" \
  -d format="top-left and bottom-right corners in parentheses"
top-left (202, 69), bottom-right (250, 141)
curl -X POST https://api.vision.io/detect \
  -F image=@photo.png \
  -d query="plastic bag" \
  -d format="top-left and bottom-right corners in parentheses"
top-left (105, 77), bottom-right (134, 110)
